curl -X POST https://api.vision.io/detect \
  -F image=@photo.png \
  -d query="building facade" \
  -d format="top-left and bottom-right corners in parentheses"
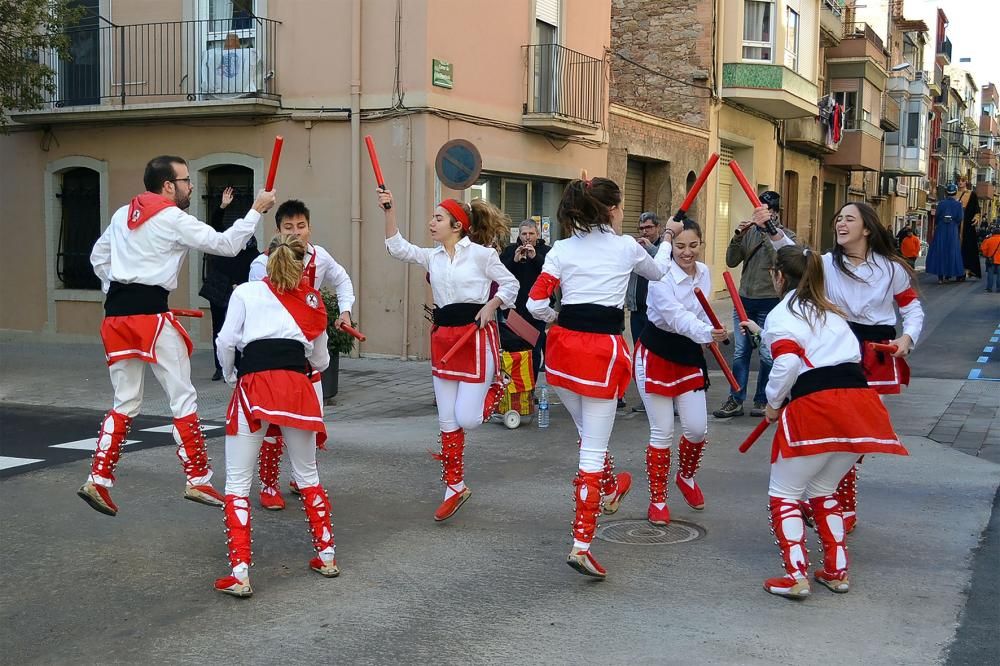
top-left (979, 83), bottom-right (999, 223)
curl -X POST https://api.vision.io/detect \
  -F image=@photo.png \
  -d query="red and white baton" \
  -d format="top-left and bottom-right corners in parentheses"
top-left (674, 153), bottom-right (719, 221)
top-left (170, 308), bottom-right (204, 318)
top-left (264, 136), bottom-right (284, 191)
top-left (739, 417), bottom-right (771, 453)
top-left (341, 323), bottom-right (367, 342)
top-left (729, 160), bottom-right (778, 236)
top-left (364, 135), bottom-right (391, 210)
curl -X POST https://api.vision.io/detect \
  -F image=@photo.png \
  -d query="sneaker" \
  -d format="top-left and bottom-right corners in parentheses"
top-left (260, 488), bottom-right (285, 511)
top-left (566, 547), bottom-right (607, 579)
top-left (310, 557), bottom-right (341, 578)
top-left (602, 472), bottom-right (632, 515)
top-left (713, 397), bottom-right (744, 418)
top-left (77, 481), bottom-right (118, 516)
top-left (184, 483), bottom-right (225, 507)
top-left (631, 404), bottom-right (646, 413)
top-left (750, 402), bottom-right (767, 417)
top-left (814, 569), bottom-right (850, 593)
top-left (647, 502), bottom-right (671, 526)
top-left (434, 487), bottom-right (472, 522)
top-left (214, 575), bottom-right (253, 598)
top-left (763, 575), bottom-right (810, 599)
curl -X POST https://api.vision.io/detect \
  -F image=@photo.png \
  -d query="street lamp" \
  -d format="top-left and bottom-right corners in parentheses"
top-left (891, 62), bottom-right (912, 72)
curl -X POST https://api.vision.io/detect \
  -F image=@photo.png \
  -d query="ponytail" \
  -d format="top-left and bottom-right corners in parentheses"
top-left (774, 245), bottom-right (845, 324)
top-left (557, 177), bottom-right (622, 236)
top-left (266, 233), bottom-right (307, 292)
top-left (468, 198), bottom-right (511, 251)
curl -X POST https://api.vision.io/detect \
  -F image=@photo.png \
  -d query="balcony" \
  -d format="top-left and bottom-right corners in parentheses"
top-left (721, 64), bottom-right (817, 119)
top-left (937, 37), bottom-right (952, 64)
top-left (884, 134), bottom-right (929, 176)
top-left (10, 17), bottom-right (281, 125)
top-left (522, 44), bottom-right (604, 136)
top-left (881, 95), bottom-right (900, 131)
top-left (785, 117), bottom-right (837, 155)
top-left (826, 23), bottom-right (888, 89)
top-left (820, 0), bottom-right (845, 46)
top-left (823, 120), bottom-right (884, 171)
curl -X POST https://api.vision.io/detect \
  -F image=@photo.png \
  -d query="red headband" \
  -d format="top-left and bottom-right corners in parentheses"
top-left (439, 199), bottom-right (470, 232)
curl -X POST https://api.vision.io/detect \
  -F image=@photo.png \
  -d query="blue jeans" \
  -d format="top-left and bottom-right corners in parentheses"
top-left (986, 260), bottom-right (999, 291)
top-left (730, 297), bottom-right (778, 404)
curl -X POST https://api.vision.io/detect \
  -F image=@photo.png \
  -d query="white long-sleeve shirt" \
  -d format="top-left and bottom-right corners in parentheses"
top-left (215, 281), bottom-right (329, 383)
top-left (761, 290), bottom-right (862, 409)
top-left (527, 230), bottom-right (665, 323)
top-left (385, 232), bottom-right (517, 309)
top-left (249, 243), bottom-right (355, 313)
top-left (646, 257), bottom-right (715, 344)
top-left (91, 204), bottom-right (261, 292)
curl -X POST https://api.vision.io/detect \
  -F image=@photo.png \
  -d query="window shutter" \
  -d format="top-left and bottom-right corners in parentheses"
top-left (536, 0), bottom-right (559, 27)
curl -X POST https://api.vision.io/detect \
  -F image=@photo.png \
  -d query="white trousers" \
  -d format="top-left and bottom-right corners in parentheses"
top-left (226, 406), bottom-right (321, 497)
top-left (108, 324), bottom-right (197, 418)
top-left (431, 340), bottom-right (496, 433)
top-left (554, 387), bottom-right (618, 473)
top-left (768, 452), bottom-right (859, 500)
top-left (634, 352), bottom-right (708, 449)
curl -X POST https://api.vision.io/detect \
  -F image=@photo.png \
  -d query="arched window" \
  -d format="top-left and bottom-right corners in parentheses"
top-left (57, 167), bottom-right (101, 289)
top-left (200, 164), bottom-right (256, 290)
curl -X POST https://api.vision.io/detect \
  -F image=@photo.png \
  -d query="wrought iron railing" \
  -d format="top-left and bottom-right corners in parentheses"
top-left (523, 43), bottom-right (604, 126)
top-left (937, 37), bottom-right (952, 61)
top-left (842, 22), bottom-right (884, 53)
top-left (35, 17), bottom-right (280, 107)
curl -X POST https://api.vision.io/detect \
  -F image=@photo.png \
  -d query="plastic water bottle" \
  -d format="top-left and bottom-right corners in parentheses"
top-left (538, 387), bottom-right (550, 429)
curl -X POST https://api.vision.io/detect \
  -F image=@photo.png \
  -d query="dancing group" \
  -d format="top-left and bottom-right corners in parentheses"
top-left (79, 153), bottom-right (922, 601)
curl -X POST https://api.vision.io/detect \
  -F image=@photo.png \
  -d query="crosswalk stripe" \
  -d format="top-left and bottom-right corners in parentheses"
top-left (50, 439), bottom-right (140, 451)
top-left (0, 456), bottom-right (44, 470)
top-left (137, 424), bottom-right (223, 434)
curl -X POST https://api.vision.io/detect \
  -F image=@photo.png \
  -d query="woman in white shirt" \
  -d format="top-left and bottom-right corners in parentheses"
top-left (741, 246), bottom-right (907, 599)
top-left (634, 219), bottom-right (727, 527)
top-left (526, 177), bottom-right (665, 578)
top-left (214, 234), bottom-right (338, 598)
top-left (379, 188), bottom-right (517, 523)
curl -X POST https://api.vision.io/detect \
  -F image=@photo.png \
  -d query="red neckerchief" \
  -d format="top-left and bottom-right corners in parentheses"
top-left (263, 277), bottom-right (327, 341)
top-left (127, 192), bottom-right (176, 230)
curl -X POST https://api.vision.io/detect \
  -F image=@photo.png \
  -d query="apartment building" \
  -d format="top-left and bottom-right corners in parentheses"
top-left (978, 84), bottom-right (999, 222)
top-left (1, 0), bottom-right (612, 359)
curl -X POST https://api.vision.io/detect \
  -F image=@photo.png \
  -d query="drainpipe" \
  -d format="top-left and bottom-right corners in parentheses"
top-left (349, 0), bottom-right (362, 358)
top-left (401, 116), bottom-right (413, 360)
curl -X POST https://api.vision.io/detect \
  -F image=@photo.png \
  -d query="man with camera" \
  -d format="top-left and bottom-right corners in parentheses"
top-left (500, 219), bottom-right (550, 377)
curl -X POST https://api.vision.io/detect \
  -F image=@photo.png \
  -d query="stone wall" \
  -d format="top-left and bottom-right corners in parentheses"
top-left (610, 0), bottom-right (714, 129)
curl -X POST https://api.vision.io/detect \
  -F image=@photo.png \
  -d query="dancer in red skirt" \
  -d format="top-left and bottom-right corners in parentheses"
top-left (214, 234), bottom-right (336, 597)
top-left (741, 245), bottom-right (907, 598)
top-left (774, 202), bottom-right (923, 532)
top-left (248, 199), bottom-right (355, 511)
top-left (80, 155), bottom-right (275, 516)
top-left (633, 218), bottom-right (728, 526)
top-left (378, 188), bottom-right (517, 522)
top-left (527, 177), bottom-right (666, 578)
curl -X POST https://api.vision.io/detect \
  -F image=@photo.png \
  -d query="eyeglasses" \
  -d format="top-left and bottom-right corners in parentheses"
top-left (638, 225), bottom-right (656, 231)
top-left (170, 177), bottom-right (191, 184)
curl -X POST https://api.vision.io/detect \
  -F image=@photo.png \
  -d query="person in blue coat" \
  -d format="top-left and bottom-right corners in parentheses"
top-left (926, 183), bottom-right (965, 284)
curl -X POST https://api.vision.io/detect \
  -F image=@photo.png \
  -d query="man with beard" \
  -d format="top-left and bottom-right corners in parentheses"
top-left (79, 155), bottom-right (276, 517)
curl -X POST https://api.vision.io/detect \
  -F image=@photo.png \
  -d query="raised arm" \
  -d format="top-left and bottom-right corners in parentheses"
top-left (379, 188), bottom-right (433, 269)
top-left (174, 189), bottom-right (274, 257)
top-left (526, 250), bottom-right (561, 323)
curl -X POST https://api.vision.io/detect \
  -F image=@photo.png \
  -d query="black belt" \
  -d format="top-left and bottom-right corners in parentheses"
top-left (238, 339), bottom-right (310, 378)
top-left (639, 324), bottom-right (709, 390)
top-left (848, 321), bottom-right (896, 343)
top-left (558, 304), bottom-right (624, 334)
top-left (433, 303), bottom-right (483, 327)
top-left (104, 281), bottom-right (169, 316)
top-left (790, 362), bottom-right (868, 401)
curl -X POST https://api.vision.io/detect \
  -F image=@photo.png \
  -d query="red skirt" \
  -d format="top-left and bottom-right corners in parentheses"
top-left (263, 369), bottom-right (324, 445)
top-left (100, 313), bottom-right (193, 366)
top-left (227, 370), bottom-right (327, 447)
top-left (430, 321), bottom-right (499, 383)
top-left (771, 386), bottom-right (908, 463)
top-left (635, 343), bottom-right (705, 398)
top-left (544, 325), bottom-right (631, 400)
top-left (860, 342), bottom-right (910, 394)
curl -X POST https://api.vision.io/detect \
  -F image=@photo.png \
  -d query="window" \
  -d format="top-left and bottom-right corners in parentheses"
top-left (473, 173), bottom-right (565, 243)
top-left (58, 0), bottom-right (100, 107)
top-left (784, 8), bottom-right (800, 71)
top-left (743, 1), bottom-right (774, 62)
top-left (905, 110), bottom-right (921, 147)
top-left (833, 91), bottom-right (858, 129)
top-left (199, 0), bottom-right (265, 98)
top-left (57, 168), bottom-right (101, 289)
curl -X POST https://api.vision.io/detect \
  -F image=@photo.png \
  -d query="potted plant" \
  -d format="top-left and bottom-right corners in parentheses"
top-left (320, 288), bottom-right (357, 402)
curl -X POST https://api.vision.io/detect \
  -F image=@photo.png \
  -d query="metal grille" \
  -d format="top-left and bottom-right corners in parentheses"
top-left (57, 167), bottom-right (101, 290)
top-left (596, 519), bottom-right (705, 546)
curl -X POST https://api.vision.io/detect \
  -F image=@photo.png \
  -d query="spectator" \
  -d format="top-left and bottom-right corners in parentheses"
top-left (201, 186), bottom-right (259, 380)
top-left (981, 225), bottom-right (1000, 293)
top-left (499, 219), bottom-right (550, 377)
top-left (713, 191), bottom-right (796, 419)
top-left (926, 183), bottom-right (964, 284)
top-left (899, 227), bottom-right (920, 268)
top-left (624, 211), bottom-right (662, 412)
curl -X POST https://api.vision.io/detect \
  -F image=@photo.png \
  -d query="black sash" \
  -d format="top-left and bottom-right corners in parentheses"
top-left (104, 282), bottom-right (169, 316)
top-left (847, 321), bottom-right (895, 343)
top-left (558, 304), bottom-right (624, 334)
top-left (433, 303), bottom-right (483, 327)
top-left (238, 339), bottom-right (310, 378)
top-left (790, 362), bottom-right (868, 401)
top-left (639, 324), bottom-right (709, 390)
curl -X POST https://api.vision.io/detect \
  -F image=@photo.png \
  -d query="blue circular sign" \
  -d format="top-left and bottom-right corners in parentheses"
top-left (435, 139), bottom-right (482, 190)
